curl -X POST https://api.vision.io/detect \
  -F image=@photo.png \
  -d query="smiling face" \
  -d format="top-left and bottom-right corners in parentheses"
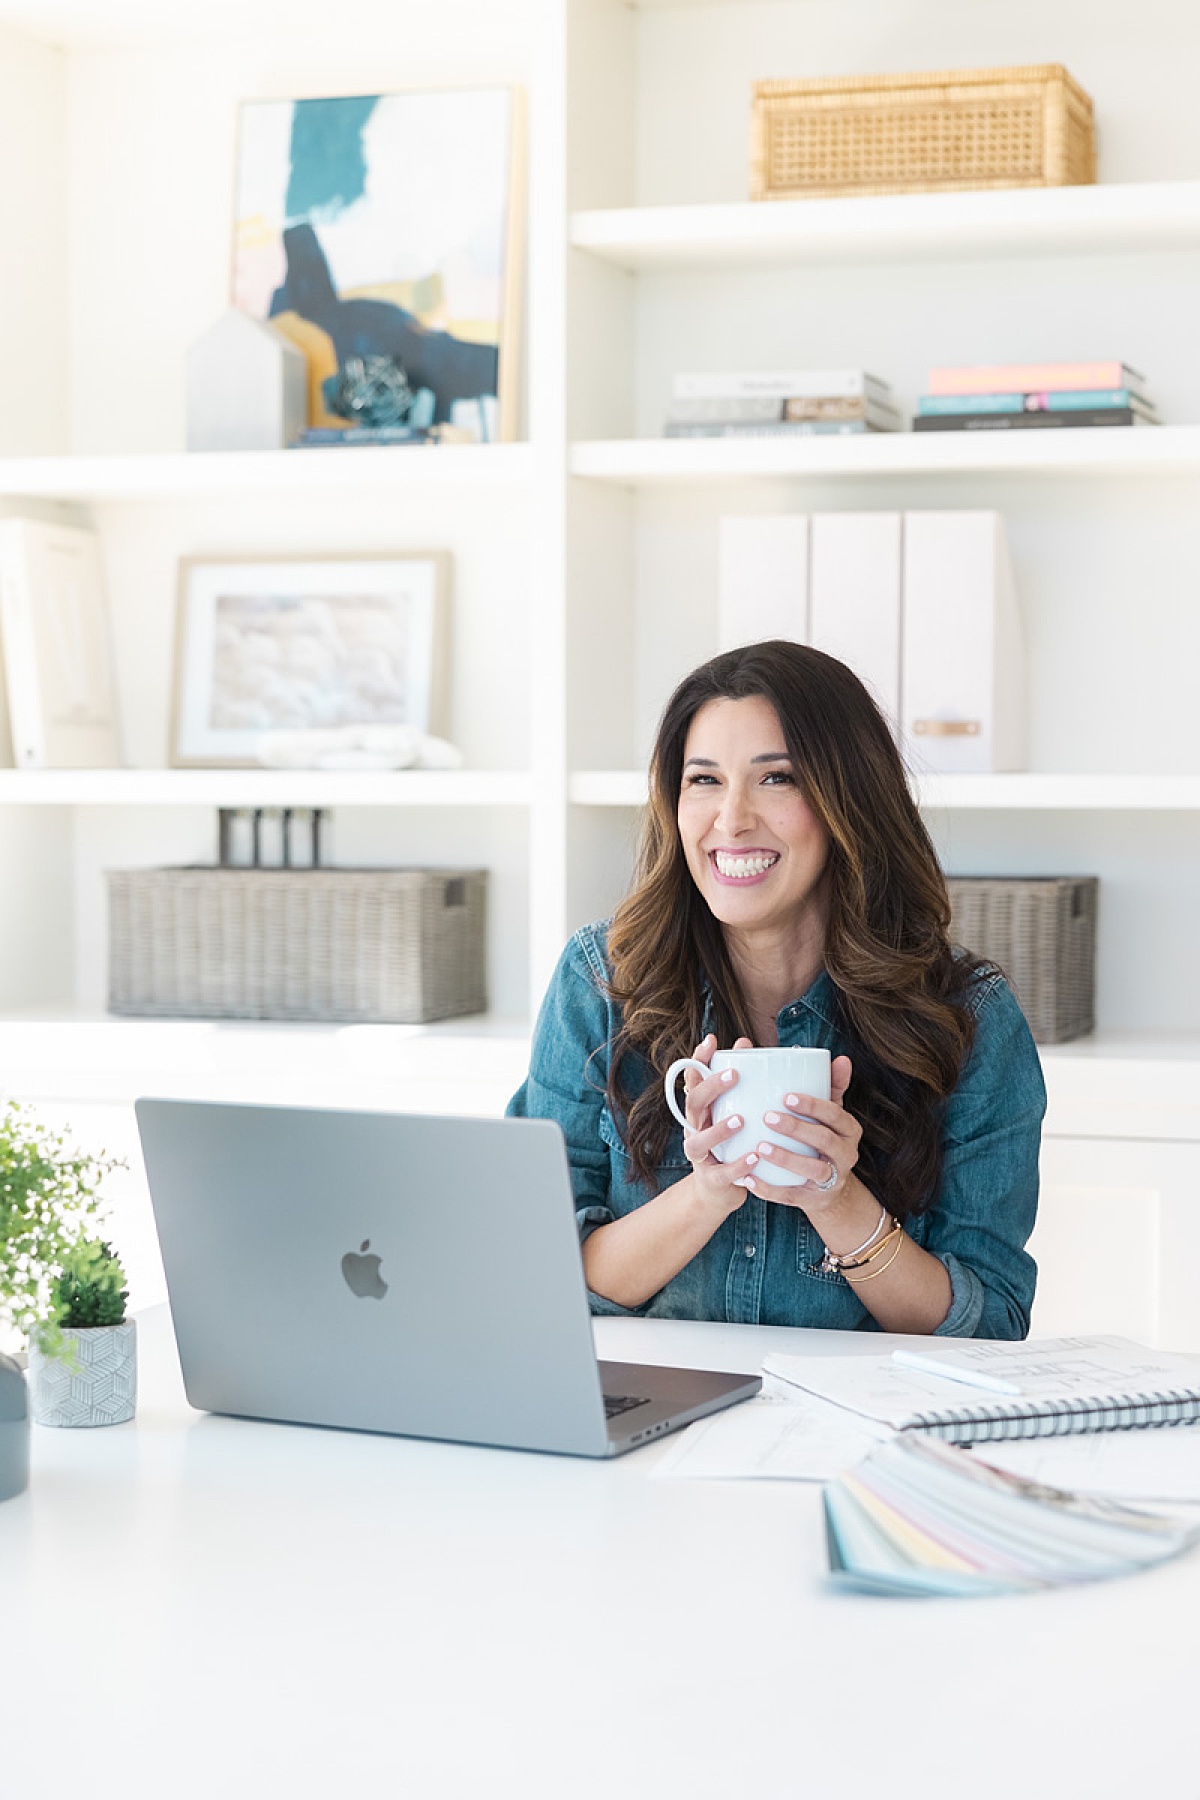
top-left (677, 694), bottom-right (831, 945)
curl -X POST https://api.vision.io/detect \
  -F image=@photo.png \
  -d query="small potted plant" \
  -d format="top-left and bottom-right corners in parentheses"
top-left (28, 1239), bottom-right (135, 1428)
top-left (0, 1099), bottom-right (123, 1480)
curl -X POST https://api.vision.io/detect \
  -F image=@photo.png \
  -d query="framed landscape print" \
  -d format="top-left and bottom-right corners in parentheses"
top-left (171, 553), bottom-right (451, 767)
top-left (232, 87), bottom-right (524, 442)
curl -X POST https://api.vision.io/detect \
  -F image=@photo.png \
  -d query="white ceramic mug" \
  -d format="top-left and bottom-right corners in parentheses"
top-left (663, 1046), bottom-right (832, 1188)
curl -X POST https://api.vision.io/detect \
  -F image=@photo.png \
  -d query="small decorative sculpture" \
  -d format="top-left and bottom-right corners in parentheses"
top-left (323, 354), bottom-right (417, 427)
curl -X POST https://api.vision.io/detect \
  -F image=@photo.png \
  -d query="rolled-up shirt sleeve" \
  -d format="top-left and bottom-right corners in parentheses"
top-left (923, 975), bottom-right (1046, 1340)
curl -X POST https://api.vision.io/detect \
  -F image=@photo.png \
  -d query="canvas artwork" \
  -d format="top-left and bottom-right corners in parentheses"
top-left (232, 89), bottom-right (522, 443)
top-left (171, 554), bottom-right (449, 767)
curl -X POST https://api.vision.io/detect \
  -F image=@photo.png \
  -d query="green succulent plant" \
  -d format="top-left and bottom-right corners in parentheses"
top-left (0, 1100), bottom-right (123, 1357)
top-left (52, 1238), bottom-right (128, 1330)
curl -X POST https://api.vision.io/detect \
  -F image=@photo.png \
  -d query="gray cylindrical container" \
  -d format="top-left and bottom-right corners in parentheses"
top-left (0, 1352), bottom-right (30, 1501)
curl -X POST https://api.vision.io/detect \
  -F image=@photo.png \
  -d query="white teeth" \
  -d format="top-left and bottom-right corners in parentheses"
top-left (713, 851), bottom-right (779, 879)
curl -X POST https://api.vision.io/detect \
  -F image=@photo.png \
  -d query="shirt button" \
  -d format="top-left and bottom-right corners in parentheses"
top-left (744, 1244), bottom-right (756, 1258)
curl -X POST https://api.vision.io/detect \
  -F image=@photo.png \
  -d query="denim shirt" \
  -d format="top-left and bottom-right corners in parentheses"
top-left (507, 921), bottom-right (1045, 1338)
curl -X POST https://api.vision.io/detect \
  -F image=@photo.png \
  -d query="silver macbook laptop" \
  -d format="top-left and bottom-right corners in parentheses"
top-left (135, 1098), bottom-right (759, 1458)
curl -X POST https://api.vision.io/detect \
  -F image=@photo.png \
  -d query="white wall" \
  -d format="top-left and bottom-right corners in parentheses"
top-left (0, 24), bottom-right (67, 454)
top-left (634, 0), bottom-right (1200, 204)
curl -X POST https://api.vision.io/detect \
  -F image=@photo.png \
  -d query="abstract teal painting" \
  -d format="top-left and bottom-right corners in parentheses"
top-left (233, 89), bottom-right (521, 442)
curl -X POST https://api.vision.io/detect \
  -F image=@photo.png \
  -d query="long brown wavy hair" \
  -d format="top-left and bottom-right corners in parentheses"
top-left (604, 641), bottom-right (987, 1221)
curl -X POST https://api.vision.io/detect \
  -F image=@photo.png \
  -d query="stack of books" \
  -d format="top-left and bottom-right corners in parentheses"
top-left (914, 361), bottom-right (1158, 432)
top-left (664, 370), bottom-right (901, 438)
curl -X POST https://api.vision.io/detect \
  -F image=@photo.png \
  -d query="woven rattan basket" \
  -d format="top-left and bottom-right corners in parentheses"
top-left (107, 866), bottom-right (487, 1024)
top-left (751, 64), bottom-right (1096, 201)
top-left (946, 876), bottom-right (1098, 1044)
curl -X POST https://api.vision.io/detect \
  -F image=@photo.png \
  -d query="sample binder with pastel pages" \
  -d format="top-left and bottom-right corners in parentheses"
top-left (762, 1335), bottom-right (1200, 1445)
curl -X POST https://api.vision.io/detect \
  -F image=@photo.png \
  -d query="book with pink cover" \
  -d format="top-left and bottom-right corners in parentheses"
top-left (929, 361), bottom-right (1145, 396)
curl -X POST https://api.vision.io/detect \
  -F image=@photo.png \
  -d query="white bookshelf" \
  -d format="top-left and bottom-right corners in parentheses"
top-left (570, 180), bottom-right (1200, 272)
top-left (570, 426), bottom-right (1200, 483)
top-left (0, 0), bottom-right (1199, 1045)
top-left (0, 769), bottom-right (532, 807)
top-left (569, 773), bottom-right (1200, 812)
top-left (0, 445), bottom-right (533, 502)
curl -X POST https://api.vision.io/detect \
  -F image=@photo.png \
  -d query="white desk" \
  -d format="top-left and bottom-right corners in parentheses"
top-left (1, 1308), bottom-right (1194, 1799)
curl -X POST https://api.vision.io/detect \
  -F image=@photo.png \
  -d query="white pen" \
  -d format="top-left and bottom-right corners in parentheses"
top-left (891, 1349), bottom-right (1023, 1397)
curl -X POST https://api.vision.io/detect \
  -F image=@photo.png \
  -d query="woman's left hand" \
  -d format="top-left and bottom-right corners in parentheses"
top-left (747, 1054), bottom-right (861, 1210)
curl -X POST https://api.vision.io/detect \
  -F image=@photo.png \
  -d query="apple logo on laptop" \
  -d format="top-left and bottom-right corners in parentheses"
top-left (341, 1239), bottom-right (388, 1300)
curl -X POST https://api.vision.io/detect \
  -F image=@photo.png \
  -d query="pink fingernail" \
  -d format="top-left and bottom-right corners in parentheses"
top-left (726, 1115), bottom-right (742, 1130)
top-left (721, 1070), bottom-right (735, 1084)
top-left (764, 1111), bottom-right (780, 1125)
top-left (745, 1153), bottom-right (758, 1166)
top-left (786, 1095), bottom-right (801, 1108)
top-left (758, 1144), bottom-right (774, 1158)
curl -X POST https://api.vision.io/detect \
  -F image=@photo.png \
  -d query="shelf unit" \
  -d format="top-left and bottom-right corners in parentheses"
top-left (570, 425), bottom-right (1200, 482)
top-left (0, 444), bottom-right (534, 501)
top-left (1, 0), bottom-right (1199, 1046)
top-left (570, 180), bottom-right (1200, 271)
top-left (569, 773), bottom-right (1200, 812)
top-left (0, 769), bottom-right (532, 807)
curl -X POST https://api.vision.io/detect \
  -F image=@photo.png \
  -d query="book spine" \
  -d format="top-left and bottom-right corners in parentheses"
top-left (918, 389), bottom-right (1150, 416)
top-left (667, 397), bottom-right (899, 426)
top-left (928, 362), bottom-right (1142, 396)
top-left (663, 420), bottom-right (876, 437)
top-left (292, 426), bottom-right (434, 445)
top-left (673, 370), bottom-right (887, 401)
top-left (912, 408), bottom-right (1146, 432)
top-left (784, 397), bottom-right (901, 425)
top-left (665, 397), bottom-right (786, 425)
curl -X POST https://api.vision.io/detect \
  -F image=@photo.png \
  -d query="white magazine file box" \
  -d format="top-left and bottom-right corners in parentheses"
top-left (809, 512), bottom-right (902, 726)
top-left (717, 515), bottom-right (810, 651)
top-left (901, 511), bottom-right (1026, 774)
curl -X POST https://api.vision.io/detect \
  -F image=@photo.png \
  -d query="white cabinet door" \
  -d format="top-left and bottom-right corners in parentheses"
top-left (1032, 1137), bottom-right (1200, 1350)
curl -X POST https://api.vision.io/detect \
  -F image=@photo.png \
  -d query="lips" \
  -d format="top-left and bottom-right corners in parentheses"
top-left (710, 849), bottom-right (780, 882)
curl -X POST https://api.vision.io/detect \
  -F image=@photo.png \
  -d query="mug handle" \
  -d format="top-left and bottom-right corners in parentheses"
top-left (663, 1057), bottom-right (715, 1130)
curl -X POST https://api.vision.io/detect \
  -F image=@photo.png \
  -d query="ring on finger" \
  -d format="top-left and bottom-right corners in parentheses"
top-left (810, 1158), bottom-right (839, 1193)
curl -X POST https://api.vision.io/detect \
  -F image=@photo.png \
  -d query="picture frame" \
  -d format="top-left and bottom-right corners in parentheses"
top-left (0, 519), bottom-right (123, 770)
top-left (231, 87), bottom-right (525, 443)
top-left (170, 552), bottom-right (451, 768)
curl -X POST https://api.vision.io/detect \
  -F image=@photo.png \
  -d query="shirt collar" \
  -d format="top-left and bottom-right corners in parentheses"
top-left (700, 967), bottom-right (836, 1035)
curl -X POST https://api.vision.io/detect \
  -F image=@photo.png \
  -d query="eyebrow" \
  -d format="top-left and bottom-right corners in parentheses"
top-left (683, 751), bottom-right (793, 768)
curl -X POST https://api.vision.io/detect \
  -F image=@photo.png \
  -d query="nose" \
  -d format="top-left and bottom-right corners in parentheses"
top-left (714, 779), bottom-right (757, 838)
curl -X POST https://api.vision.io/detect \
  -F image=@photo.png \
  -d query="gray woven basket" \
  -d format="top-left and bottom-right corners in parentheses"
top-left (946, 875), bottom-right (1098, 1044)
top-left (107, 866), bottom-right (487, 1024)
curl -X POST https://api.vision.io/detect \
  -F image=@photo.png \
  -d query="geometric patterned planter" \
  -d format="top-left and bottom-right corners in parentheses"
top-left (28, 1320), bottom-right (137, 1428)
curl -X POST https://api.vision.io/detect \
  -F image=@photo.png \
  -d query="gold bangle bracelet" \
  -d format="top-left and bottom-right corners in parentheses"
top-left (842, 1232), bottom-right (905, 1283)
top-left (834, 1221), bottom-right (901, 1272)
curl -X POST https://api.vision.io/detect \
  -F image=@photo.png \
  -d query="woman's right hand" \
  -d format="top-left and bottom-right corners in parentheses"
top-left (679, 1033), bottom-right (760, 1216)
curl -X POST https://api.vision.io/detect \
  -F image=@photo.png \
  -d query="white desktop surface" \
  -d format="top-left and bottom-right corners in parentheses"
top-left (1, 1308), bottom-right (1193, 1800)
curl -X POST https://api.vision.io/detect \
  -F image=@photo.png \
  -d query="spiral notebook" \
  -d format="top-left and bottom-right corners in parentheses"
top-left (762, 1335), bottom-right (1200, 1445)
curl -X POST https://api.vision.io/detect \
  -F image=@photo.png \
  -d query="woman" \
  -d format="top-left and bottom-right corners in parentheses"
top-left (508, 642), bottom-right (1045, 1337)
